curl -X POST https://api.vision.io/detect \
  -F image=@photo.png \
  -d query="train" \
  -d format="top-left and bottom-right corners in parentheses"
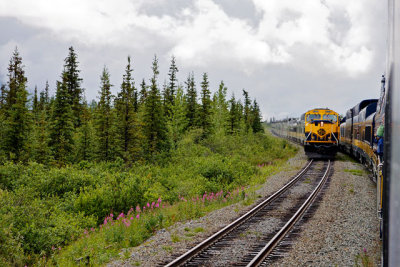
top-left (270, 108), bottom-right (339, 159)
top-left (270, 0), bottom-right (400, 263)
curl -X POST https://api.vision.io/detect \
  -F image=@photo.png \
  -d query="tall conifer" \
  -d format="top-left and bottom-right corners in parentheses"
top-left (49, 77), bottom-right (74, 164)
top-left (4, 48), bottom-right (30, 161)
top-left (115, 56), bottom-right (140, 161)
top-left (143, 55), bottom-right (167, 156)
top-left (95, 66), bottom-right (114, 161)
top-left (251, 100), bottom-right (264, 133)
top-left (62, 46), bottom-right (83, 127)
top-left (185, 72), bottom-right (197, 128)
top-left (164, 56), bottom-right (178, 117)
top-left (242, 89), bottom-right (251, 132)
top-left (200, 72), bottom-right (211, 135)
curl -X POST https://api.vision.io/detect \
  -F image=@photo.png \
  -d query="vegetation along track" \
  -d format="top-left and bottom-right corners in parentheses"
top-left (163, 159), bottom-right (332, 266)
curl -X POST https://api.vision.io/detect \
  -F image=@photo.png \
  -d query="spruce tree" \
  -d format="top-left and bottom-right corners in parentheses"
top-left (228, 94), bottom-right (240, 134)
top-left (200, 72), bottom-right (211, 136)
top-left (185, 72), bottom-right (197, 128)
top-left (251, 100), bottom-right (264, 133)
top-left (164, 56), bottom-right (178, 117)
top-left (5, 83), bottom-right (30, 161)
top-left (62, 46), bottom-right (83, 127)
top-left (242, 89), bottom-right (251, 132)
top-left (139, 79), bottom-right (147, 105)
top-left (32, 86), bottom-right (39, 117)
top-left (95, 66), bottom-right (114, 161)
top-left (6, 47), bottom-right (26, 111)
top-left (115, 56), bottom-right (141, 161)
top-left (4, 48), bottom-right (30, 161)
top-left (143, 55), bottom-right (167, 156)
top-left (49, 77), bottom-right (75, 164)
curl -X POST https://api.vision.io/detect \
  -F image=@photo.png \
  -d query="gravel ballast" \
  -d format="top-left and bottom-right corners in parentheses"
top-left (108, 148), bottom-right (381, 266)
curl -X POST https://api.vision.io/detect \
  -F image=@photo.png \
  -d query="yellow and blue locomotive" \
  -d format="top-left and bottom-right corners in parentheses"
top-left (302, 108), bottom-right (339, 158)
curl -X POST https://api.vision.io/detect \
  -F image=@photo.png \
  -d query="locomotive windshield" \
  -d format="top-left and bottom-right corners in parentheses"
top-left (322, 114), bottom-right (337, 122)
top-left (306, 114), bottom-right (320, 122)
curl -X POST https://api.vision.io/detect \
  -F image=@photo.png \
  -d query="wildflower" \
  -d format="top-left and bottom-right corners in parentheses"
top-left (104, 218), bottom-right (107, 225)
top-left (151, 202), bottom-right (155, 208)
top-left (363, 248), bottom-right (367, 253)
top-left (136, 205), bottom-right (141, 213)
top-left (110, 213), bottom-right (114, 218)
top-left (158, 197), bottom-right (162, 203)
top-left (58, 247), bottom-right (61, 250)
top-left (91, 228), bottom-right (95, 232)
top-left (52, 246), bottom-right (55, 250)
top-left (136, 214), bottom-right (140, 219)
top-left (84, 229), bottom-right (88, 235)
top-left (155, 203), bottom-right (159, 208)
top-left (147, 202), bottom-right (150, 208)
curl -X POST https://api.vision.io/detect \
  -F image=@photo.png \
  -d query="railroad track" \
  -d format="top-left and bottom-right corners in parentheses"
top-left (163, 159), bottom-right (332, 266)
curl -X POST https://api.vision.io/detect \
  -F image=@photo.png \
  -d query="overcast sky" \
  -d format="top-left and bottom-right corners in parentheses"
top-left (0, 0), bottom-right (387, 119)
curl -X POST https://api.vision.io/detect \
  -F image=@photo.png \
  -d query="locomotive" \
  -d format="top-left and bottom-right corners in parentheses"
top-left (269, 108), bottom-right (339, 159)
top-left (303, 108), bottom-right (339, 158)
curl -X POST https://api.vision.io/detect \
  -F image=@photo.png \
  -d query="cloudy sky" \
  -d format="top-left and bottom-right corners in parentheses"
top-left (0, 0), bottom-right (387, 119)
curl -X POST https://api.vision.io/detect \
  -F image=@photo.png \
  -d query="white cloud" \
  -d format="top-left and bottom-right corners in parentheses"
top-left (0, 0), bottom-right (379, 76)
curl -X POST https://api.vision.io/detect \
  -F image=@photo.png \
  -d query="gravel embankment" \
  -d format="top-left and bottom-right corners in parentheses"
top-left (271, 154), bottom-right (381, 266)
top-left (108, 148), bottom-right (381, 266)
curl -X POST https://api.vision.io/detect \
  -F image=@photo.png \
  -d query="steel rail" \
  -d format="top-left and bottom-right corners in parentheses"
top-left (246, 160), bottom-right (331, 267)
top-left (164, 160), bottom-right (315, 267)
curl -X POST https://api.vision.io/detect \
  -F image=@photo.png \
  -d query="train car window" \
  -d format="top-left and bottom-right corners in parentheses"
top-left (306, 114), bottom-right (320, 122)
top-left (322, 114), bottom-right (337, 122)
top-left (365, 126), bottom-right (372, 143)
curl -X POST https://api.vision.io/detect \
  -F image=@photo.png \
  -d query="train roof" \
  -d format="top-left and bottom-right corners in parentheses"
top-left (346, 99), bottom-right (378, 118)
top-left (305, 108), bottom-right (337, 114)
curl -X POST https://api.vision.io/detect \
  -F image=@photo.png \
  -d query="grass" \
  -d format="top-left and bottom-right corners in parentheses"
top-left (344, 169), bottom-right (365, 176)
top-left (355, 248), bottom-right (374, 267)
top-left (336, 152), bottom-right (357, 162)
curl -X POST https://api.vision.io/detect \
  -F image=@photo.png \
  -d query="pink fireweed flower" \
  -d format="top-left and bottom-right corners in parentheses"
top-left (110, 213), bottom-right (114, 218)
top-left (136, 214), bottom-right (140, 219)
top-left (58, 247), bottom-right (61, 250)
top-left (91, 228), bottom-right (95, 232)
top-left (155, 203), bottom-right (159, 208)
top-left (363, 248), bottom-right (367, 253)
top-left (147, 203), bottom-right (150, 208)
top-left (104, 218), bottom-right (108, 225)
top-left (152, 202), bottom-right (155, 207)
top-left (84, 229), bottom-right (88, 235)
top-left (158, 197), bottom-right (162, 203)
top-left (143, 206), bottom-right (146, 211)
top-left (52, 246), bottom-right (55, 250)
top-left (130, 217), bottom-right (134, 220)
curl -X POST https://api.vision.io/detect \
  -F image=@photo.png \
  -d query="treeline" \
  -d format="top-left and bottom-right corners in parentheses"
top-left (0, 47), bottom-right (263, 165)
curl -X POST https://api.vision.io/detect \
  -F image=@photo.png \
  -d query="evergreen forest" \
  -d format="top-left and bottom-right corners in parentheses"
top-left (0, 47), bottom-right (296, 266)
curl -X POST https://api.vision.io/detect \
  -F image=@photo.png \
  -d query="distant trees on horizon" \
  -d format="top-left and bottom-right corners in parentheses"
top-left (0, 46), bottom-right (264, 165)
